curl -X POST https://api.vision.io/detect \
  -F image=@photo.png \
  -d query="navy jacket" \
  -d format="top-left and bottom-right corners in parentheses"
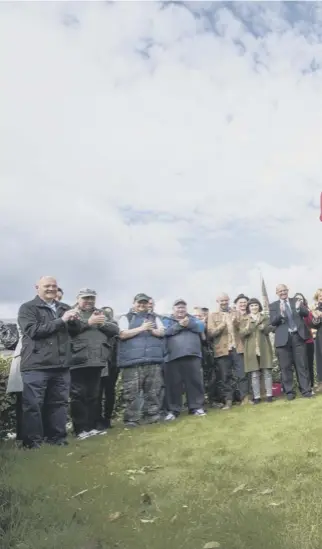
top-left (163, 315), bottom-right (204, 362)
top-left (18, 296), bottom-right (81, 372)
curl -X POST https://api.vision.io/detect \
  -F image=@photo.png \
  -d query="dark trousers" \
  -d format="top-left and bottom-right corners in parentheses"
top-left (215, 353), bottom-right (234, 403)
top-left (315, 337), bottom-right (322, 382)
top-left (159, 364), bottom-right (168, 413)
top-left (164, 356), bottom-right (204, 414)
top-left (232, 351), bottom-right (249, 401)
top-left (70, 367), bottom-right (102, 435)
top-left (207, 362), bottom-right (223, 404)
top-left (97, 367), bottom-right (119, 425)
top-left (22, 368), bottom-right (70, 446)
top-left (306, 342), bottom-right (315, 388)
top-left (276, 333), bottom-right (311, 397)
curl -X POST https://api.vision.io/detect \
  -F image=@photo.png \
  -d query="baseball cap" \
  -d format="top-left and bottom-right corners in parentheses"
top-left (77, 288), bottom-right (97, 298)
top-left (173, 298), bottom-right (187, 306)
top-left (134, 293), bottom-right (150, 302)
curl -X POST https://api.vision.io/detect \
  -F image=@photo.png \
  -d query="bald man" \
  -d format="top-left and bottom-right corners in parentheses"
top-left (18, 276), bottom-right (80, 449)
top-left (207, 293), bottom-right (236, 409)
top-left (269, 284), bottom-right (312, 400)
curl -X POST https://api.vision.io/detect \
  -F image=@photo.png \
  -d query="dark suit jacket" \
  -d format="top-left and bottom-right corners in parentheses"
top-left (269, 298), bottom-right (309, 347)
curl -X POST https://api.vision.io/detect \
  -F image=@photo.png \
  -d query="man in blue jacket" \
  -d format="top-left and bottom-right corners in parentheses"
top-left (163, 299), bottom-right (206, 420)
top-left (118, 293), bottom-right (165, 427)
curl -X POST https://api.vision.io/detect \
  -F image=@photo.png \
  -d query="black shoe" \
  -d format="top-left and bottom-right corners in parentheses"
top-left (287, 394), bottom-right (295, 401)
top-left (253, 398), bottom-right (261, 405)
top-left (266, 396), bottom-right (273, 403)
top-left (303, 392), bottom-right (314, 398)
top-left (47, 439), bottom-right (69, 446)
top-left (124, 421), bottom-right (139, 428)
top-left (23, 442), bottom-right (42, 450)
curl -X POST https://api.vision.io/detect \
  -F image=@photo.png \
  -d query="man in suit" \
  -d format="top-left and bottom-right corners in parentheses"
top-left (269, 284), bottom-right (312, 400)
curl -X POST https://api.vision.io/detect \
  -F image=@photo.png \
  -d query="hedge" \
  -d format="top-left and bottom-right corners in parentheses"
top-left (0, 356), bottom-right (16, 439)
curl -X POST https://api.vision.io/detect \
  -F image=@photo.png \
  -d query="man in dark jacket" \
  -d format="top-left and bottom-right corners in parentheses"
top-left (18, 276), bottom-right (80, 449)
top-left (163, 299), bottom-right (206, 420)
top-left (69, 289), bottom-right (119, 439)
top-left (269, 284), bottom-right (312, 400)
top-left (96, 306), bottom-right (119, 431)
top-left (118, 293), bottom-right (165, 427)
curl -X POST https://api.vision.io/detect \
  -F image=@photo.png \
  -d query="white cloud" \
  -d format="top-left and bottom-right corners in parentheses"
top-left (1, 2), bottom-right (322, 317)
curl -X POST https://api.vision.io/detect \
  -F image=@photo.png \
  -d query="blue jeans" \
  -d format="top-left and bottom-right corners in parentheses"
top-left (22, 368), bottom-right (70, 446)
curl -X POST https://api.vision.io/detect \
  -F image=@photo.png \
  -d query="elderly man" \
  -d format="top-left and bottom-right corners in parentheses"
top-left (69, 289), bottom-right (119, 439)
top-left (18, 276), bottom-right (80, 449)
top-left (118, 293), bottom-right (165, 427)
top-left (269, 284), bottom-right (312, 400)
top-left (163, 299), bottom-right (206, 420)
top-left (207, 293), bottom-right (239, 410)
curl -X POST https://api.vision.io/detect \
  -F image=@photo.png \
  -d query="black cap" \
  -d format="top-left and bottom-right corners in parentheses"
top-left (233, 293), bottom-right (249, 304)
top-left (173, 298), bottom-right (187, 306)
top-left (246, 298), bottom-right (263, 313)
top-left (134, 293), bottom-right (150, 302)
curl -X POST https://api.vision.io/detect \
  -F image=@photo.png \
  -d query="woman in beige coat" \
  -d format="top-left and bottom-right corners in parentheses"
top-left (239, 298), bottom-right (273, 404)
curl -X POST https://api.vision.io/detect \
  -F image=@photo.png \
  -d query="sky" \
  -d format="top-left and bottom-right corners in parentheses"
top-left (1, 1), bottom-right (322, 318)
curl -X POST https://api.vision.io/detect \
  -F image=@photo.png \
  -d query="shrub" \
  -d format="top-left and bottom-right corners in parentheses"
top-left (0, 356), bottom-right (16, 439)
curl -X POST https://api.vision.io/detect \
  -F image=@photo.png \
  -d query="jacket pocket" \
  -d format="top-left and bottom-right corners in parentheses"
top-left (70, 342), bottom-right (88, 365)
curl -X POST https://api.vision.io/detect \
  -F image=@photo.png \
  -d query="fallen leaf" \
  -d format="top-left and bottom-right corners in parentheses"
top-left (140, 518), bottom-right (156, 523)
top-left (232, 483), bottom-right (246, 494)
top-left (182, 505), bottom-right (188, 508)
top-left (260, 488), bottom-right (273, 495)
top-left (71, 489), bottom-right (89, 498)
top-left (246, 488), bottom-right (253, 492)
top-left (204, 543), bottom-right (221, 549)
top-left (70, 486), bottom-right (100, 499)
top-left (170, 515), bottom-right (177, 523)
top-left (66, 452), bottom-right (74, 457)
top-left (268, 502), bottom-right (284, 507)
top-left (108, 512), bottom-right (121, 522)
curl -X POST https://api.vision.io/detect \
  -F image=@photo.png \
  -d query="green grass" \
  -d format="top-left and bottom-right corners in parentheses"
top-left (2, 397), bottom-right (322, 549)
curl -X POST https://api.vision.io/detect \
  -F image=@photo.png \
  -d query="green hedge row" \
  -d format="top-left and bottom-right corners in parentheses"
top-left (0, 357), bottom-right (16, 439)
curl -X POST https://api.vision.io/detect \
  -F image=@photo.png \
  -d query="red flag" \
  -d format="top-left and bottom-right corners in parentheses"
top-left (320, 192), bottom-right (322, 221)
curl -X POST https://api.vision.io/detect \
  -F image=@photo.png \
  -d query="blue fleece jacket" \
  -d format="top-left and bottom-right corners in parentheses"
top-left (162, 315), bottom-right (204, 362)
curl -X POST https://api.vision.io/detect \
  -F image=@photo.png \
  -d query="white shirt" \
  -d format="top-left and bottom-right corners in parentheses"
top-left (119, 314), bottom-right (163, 332)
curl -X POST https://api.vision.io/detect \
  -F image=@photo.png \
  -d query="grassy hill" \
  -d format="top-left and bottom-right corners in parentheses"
top-left (1, 396), bottom-right (322, 549)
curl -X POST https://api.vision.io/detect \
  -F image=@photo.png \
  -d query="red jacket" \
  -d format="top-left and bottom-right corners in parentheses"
top-left (304, 312), bottom-right (314, 344)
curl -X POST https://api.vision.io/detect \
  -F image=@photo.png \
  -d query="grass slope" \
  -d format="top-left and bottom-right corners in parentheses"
top-left (2, 397), bottom-right (322, 549)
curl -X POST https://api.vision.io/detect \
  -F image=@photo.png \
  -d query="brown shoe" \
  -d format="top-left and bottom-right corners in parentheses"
top-left (222, 400), bottom-right (232, 410)
top-left (240, 396), bottom-right (249, 405)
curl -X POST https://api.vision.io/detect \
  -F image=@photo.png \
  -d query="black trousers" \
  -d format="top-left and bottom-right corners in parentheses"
top-left (306, 341), bottom-right (315, 389)
top-left (215, 353), bottom-right (234, 403)
top-left (70, 367), bottom-right (102, 435)
top-left (164, 356), bottom-right (204, 414)
top-left (276, 333), bottom-right (311, 397)
top-left (97, 367), bottom-right (119, 425)
top-left (22, 368), bottom-right (70, 446)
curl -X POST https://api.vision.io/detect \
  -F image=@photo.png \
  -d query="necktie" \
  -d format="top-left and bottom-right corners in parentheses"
top-left (284, 301), bottom-right (296, 332)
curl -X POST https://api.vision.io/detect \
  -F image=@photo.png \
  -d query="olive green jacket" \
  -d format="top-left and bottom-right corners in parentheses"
top-left (239, 313), bottom-right (273, 373)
